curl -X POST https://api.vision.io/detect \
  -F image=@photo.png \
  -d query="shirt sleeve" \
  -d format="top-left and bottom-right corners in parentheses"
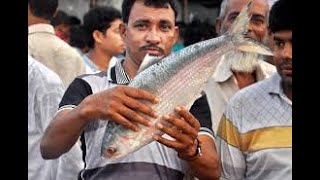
top-left (190, 94), bottom-right (214, 137)
top-left (216, 101), bottom-right (246, 180)
top-left (59, 77), bottom-right (93, 109)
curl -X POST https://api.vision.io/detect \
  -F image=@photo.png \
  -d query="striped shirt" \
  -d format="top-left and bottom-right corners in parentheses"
top-left (59, 59), bottom-right (214, 180)
top-left (216, 73), bottom-right (292, 180)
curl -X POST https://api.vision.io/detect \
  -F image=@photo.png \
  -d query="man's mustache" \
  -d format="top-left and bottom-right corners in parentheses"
top-left (139, 45), bottom-right (164, 54)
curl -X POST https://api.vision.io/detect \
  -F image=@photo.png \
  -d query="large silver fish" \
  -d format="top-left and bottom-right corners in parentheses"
top-left (101, 1), bottom-right (272, 160)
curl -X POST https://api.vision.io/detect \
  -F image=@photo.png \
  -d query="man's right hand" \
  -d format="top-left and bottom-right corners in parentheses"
top-left (80, 85), bottom-right (159, 131)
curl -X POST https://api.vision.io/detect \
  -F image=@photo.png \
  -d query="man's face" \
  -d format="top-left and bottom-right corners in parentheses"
top-left (101, 19), bottom-right (125, 56)
top-left (271, 30), bottom-right (292, 86)
top-left (121, 1), bottom-right (178, 67)
top-left (217, 0), bottom-right (269, 44)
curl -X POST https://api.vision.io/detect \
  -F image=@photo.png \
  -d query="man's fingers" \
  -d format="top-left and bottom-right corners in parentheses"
top-left (123, 96), bottom-right (158, 118)
top-left (156, 117), bottom-right (194, 145)
top-left (153, 134), bottom-right (184, 151)
top-left (175, 106), bottom-right (200, 130)
top-left (124, 86), bottom-right (159, 104)
top-left (162, 115), bottom-right (198, 139)
top-left (118, 107), bottom-right (152, 127)
top-left (109, 112), bottom-right (139, 131)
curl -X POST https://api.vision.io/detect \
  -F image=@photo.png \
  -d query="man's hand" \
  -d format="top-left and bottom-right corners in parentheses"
top-left (153, 106), bottom-right (201, 160)
top-left (82, 85), bottom-right (158, 131)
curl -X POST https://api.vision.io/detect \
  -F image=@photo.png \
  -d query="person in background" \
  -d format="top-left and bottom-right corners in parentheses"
top-left (28, 54), bottom-right (83, 180)
top-left (40, 0), bottom-right (220, 179)
top-left (82, 6), bottom-right (125, 73)
top-left (51, 10), bottom-right (72, 43)
top-left (51, 11), bottom-right (81, 44)
top-left (216, 0), bottom-right (292, 179)
top-left (69, 15), bottom-right (81, 25)
top-left (203, 0), bottom-right (276, 133)
top-left (28, 0), bottom-right (86, 87)
top-left (69, 25), bottom-right (89, 56)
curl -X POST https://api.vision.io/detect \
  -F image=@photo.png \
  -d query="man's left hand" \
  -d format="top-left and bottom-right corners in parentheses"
top-left (153, 106), bottom-right (201, 160)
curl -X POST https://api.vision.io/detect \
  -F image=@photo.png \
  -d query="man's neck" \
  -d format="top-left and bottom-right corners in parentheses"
top-left (233, 71), bottom-right (257, 89)
top-left (88, 48), bottom-right (112, 71)
top-left (122, 57), bottom-right (140, 79)
top-left (283, 84), bottom-right (292, 101)
top-left (28, 16), bottom-right (50, 26)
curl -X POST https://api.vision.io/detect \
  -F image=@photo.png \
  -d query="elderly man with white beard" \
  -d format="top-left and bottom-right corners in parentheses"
top-left (204, 0), bottom-right (276, 133)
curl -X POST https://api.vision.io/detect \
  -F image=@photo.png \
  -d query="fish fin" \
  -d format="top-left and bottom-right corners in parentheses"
top-left (228, 1), bottom-right (273, 56)
top-left (237, 39), bottom-right (273, 56)
top-left (137, 53), bottom-right (162, 73)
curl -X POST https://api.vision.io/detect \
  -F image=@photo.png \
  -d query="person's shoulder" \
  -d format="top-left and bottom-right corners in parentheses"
top-left (49, 35), bottom-right (83, 59)
top-left (52, 39), bottom-right (86, 70)
top-left (28, 55), bottom-right (57, 77)
top-left (76, 70), bottom-right (112, 91)
top-left (28, 55), bottom-right (64, 87)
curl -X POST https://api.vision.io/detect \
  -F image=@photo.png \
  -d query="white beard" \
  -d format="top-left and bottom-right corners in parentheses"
top-left (223, 51), bottom-right (262, 73)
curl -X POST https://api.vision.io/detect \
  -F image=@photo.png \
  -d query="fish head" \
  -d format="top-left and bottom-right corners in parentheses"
top-left (101, 127), bottom-right (146, 160)
top-left (101, 136), bottom-right (138, 160)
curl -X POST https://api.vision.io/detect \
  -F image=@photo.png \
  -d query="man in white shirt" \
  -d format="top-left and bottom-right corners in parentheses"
top-left (204, 0), bottom-right (276, 132)
top-left (28, 0), bottom-right (86, 87)
top-left (28, 54), bottom-right (84, 180)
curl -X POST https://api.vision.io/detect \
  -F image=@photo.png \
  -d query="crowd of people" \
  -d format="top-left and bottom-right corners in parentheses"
top-left (28, 0), bottom-right (292, 179)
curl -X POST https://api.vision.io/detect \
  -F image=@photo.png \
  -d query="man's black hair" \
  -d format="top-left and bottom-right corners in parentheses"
top-left (50, 10), bottom-right (69, 27)
top-left (69, 16), bottom-right (81, 26)
top-left (51, 11), bottom-right (81, 27)
top-left (28, 0), bottom-right (58, 20)
top-left (269, 0), bottom-right (292, 33)
top-left (69, 25), bottom-right (88, 50)
top-left (83, 6), bottom-right (122, 49)
top-left (122, 0), bottom-right (178, 24)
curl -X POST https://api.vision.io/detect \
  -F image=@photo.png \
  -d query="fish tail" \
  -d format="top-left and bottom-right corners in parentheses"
top-left (228, 1), bottom-right (273, 56)
top-left (228, 1), bottom-right (252, 36)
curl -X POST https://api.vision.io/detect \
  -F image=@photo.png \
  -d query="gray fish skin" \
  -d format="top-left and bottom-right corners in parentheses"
top-left (101, 1), bottom-right (272, 160)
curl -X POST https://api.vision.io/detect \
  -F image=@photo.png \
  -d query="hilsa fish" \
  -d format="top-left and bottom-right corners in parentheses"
top-left (101, 1), bottom-right (272, 160)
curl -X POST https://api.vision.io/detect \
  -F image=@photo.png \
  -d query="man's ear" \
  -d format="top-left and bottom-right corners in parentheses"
top-left (119, 23), bottom-right (126, 40)
top-left (215, 18), bottom-right (222, 34)
top-left (92, 30), bottom-right (103, 44)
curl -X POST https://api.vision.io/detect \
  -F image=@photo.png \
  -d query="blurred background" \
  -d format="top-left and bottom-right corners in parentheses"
top-left (58, 0), bottom-right (222, 25)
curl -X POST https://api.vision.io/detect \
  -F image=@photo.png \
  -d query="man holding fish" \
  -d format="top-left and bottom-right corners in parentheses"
top-left (40, 0), bottom-right (220, 179)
